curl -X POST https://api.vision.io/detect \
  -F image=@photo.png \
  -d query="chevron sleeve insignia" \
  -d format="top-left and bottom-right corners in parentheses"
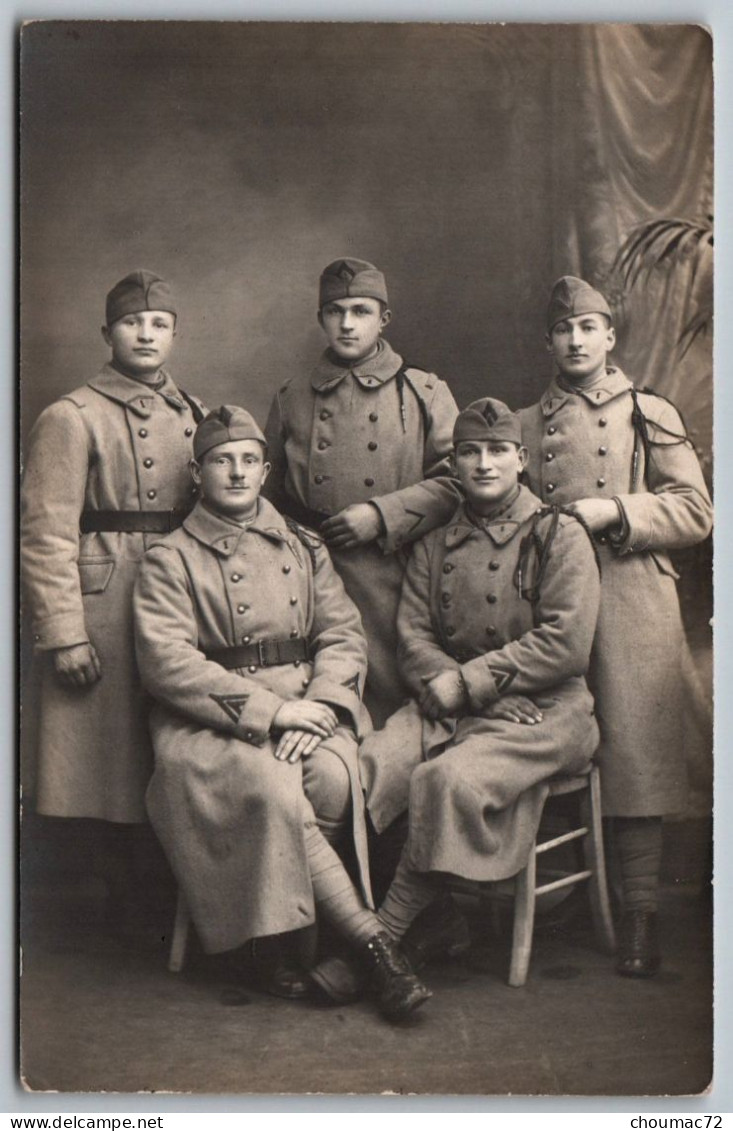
top-left (489, 667), bottom-right (516, 694)
top-left (404, 508), bottom-right (427, 534)
top-left (209, 693), bottom-right (250, 723)
top-left (341, 673), bottom-right (361, 698)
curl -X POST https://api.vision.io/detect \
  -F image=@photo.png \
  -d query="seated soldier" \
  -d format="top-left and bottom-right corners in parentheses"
top-left (133, 405), bottom-right (430, 1022)
top-left (358, 398), bottom-right (602, 975)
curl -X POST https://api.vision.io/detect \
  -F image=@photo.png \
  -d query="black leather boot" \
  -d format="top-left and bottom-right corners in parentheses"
top-left (364, 931), bottom-right (432, 1021)
top-left (616, 910), bottom-right (660, 978)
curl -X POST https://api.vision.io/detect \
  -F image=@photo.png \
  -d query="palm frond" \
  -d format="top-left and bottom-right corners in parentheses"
top-left (612, 218), bottom-right (712, 291)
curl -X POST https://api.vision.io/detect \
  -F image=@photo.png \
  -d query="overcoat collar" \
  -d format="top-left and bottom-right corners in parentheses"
top-left (444, 485), bottom-right (543, 549)
top-left (540, 366), bottom-right (633, 417)
top-left (182, 497), bottom-right (298, 558)
top-left (88, 363), bottom-right (189, 417)
top-left (310, 338), bottom-right (404, 393)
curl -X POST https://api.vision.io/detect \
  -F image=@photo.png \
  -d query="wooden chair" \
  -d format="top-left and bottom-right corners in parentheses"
top-left (494, 762), bottom-right (616, 986)
top-left (168, 888), bottom-right (191, 973)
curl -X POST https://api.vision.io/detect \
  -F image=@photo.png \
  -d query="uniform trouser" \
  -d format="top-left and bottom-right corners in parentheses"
top-left (301, 744), bottom-right (352, 843)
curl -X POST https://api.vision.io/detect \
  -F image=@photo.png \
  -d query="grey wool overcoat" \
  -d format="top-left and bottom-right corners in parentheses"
top-left (360, 486), bottom-right (601, 882)
top-left (518, 368), bottom-right (713, 816)
top-left (21, 365), bottom-right (205, 822)
top-left (133, 498), bottom-right (371, 954)
top-left (263, 338), bottom-right (459, 725)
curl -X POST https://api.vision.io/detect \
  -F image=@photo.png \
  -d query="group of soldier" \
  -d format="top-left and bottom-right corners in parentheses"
top-left (21, 258), bottom-right (712, 1023)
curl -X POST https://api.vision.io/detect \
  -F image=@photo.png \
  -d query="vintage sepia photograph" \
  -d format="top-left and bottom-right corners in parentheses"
top-left (19, 20), bottom-right (713, 1097)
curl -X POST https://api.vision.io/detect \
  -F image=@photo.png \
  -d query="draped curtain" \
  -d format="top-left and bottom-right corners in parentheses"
top-left (550, 24), bottom-right (713, 479)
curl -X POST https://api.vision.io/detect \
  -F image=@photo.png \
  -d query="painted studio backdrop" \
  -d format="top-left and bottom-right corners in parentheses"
top-left (21, 20), bottom-right (713, 805)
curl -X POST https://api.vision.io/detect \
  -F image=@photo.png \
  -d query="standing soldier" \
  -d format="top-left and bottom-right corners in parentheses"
top-left (133, 406), bottom-right (431, 1021)
top-left (518, 276), bottom-right (713, 977)
top-left (263, 257), bottom-right (459, 725)
top-left (21, 270), bottom-right (206, 915)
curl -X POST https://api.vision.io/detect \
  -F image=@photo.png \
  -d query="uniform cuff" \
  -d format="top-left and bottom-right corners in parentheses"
top-left (239, 687), bottom-right (285, 747)
top-left (306, 676), bottom-right (362, 732)
top-left (30, 612), bottom-right (89, 652)
top-left (459, 656), bottom-right (500, 711)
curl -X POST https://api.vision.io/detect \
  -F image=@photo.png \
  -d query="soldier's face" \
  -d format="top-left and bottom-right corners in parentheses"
top-left (102, 310), bottom-right (177, 380)
top-left (454, 440), bottom-right (527, 513)
top-left (191, 439), bottom-right (271, 522)
top-left (546, 313), bottom-right (615, 384)
top-left (318, 298), bottom-right (391, 362)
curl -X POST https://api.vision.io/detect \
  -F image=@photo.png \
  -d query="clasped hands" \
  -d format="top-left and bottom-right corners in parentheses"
top-left (420, 670), bottom-right (543, 726)
top-left (271, 700), bottom-right (339, 764)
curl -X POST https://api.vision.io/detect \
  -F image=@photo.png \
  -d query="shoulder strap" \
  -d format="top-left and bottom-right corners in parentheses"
top-left (516, 505), bottom-right (600, 604)
top-left (179, 388), bottom-right (206, 424)
top-left (284, 516), bottom-right (320, 569)
top-left (395, 364), bottom-right (432, 435)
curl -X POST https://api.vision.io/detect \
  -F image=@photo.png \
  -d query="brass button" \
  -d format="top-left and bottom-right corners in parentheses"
top-left (442, 563), bottom-right (454, 574)
top-left (289, 596), bottom-right (298, 605)
top-left (364, 477), bottom-right (375, 487)
top-left (245, 731), bottom-right (254, 740)
top-left (368, 441), bottom-right (378, 451)
top-left (598, 446), bottom-right (607, 456)
top-left (237, 605), bottom-right (247, 614)
top-left (143, 458), bottom-right (154, 469)
top-left (598, 535), bottom-right (608, 545)
top-left (369, 412), bottom-right (378, 422)
top-left (184, 427), bottom-right (193, 437)
top-left (546, 483), bottom-right (555, 493)
top-left (290, 629), bottom-right (298, 638)
top-left (489, 561), bottom-right (500, 571)
top-left (486, 625), bottom-right (497, 636)
top-left (242, 635), bottom-right (251, 644)
top-left (247, 666), bottom-right (257, 674)
top-left (147, 489), bottom-right (157, 499)
top-left (548, 426), bottom-right (557, 435)
top-left (314, 474), bottom-right (324, 485)
top-left (317, 440), bottom-right (329, 451)
top-left (486, 594), bottom-right (497, 604)
top-left (302, 678), bottom-right (310, 688)
top-left (319, 410), bottom-right (331, 421)
top-left (599, 418), bottom-right (608, 427)
top-left (597, 477), bottom-right (606, 487)
top-left (294, 660), bottom-right (301, 668)
top-left (545, 453), bottom-right (554, 462)
top-left (231, 573), bottom-right (241, 582)
top-left (282, 564), bottom-right (291, 574)
top-left (441, 592), bottom-right (451, 605)
top-left (138, 428), bottom-right (148, 438)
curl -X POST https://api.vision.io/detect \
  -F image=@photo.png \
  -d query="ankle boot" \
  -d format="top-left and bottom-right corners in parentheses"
top-left (616, 910), bottom-right (660, 978)
top-left (364, 931), bottom-right (432, 1022)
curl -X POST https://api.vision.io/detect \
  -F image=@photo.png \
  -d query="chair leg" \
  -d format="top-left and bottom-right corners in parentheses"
top-left (168, 889), bottom-right (191, 973)
top-left (580, 765), bottom-right (616, 954)
top-left (509, 848), bottom-right (537, 987)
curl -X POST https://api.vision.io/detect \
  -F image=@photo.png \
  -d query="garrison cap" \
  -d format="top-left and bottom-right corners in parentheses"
top-left (546, 276), bottom-right (612, 331)
top-left (194, 405), bottom-right (267, 461)
top-left (453, 398), bottom-right (522, 447)
top-left (319, 258), bottom-right (389, 307)
top-left (105, 270), bottom-right (177, 326)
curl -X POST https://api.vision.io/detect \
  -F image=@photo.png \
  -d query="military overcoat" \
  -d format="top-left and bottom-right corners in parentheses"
top-left (518, 368), bottom-right (713, 815)
top-left (263, 338), bottom-right (459, 723)
top-left (133, 498), bottom-right (371, 954)
top-left (360, 486), bottom-right (601, 881)
top-left (20, 365), bottom-right (205, 822)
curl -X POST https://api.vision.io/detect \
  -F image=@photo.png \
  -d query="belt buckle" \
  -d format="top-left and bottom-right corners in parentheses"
top-left (258, 640), bottom-right (281, 668)
top-left (257, 640), bottom-right (270, 668)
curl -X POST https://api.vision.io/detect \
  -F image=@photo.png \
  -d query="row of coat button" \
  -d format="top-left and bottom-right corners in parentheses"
top-left (314, 474), bottom-right (375, 486)
top-left (320, 410), bottom-right (379, 422)
top-left (138, 427), bottom-right (193, 438)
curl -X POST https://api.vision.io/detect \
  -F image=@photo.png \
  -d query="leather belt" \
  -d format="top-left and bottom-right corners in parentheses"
top-left (204, 637), bottom-right (310, 670)
top-left (80, 509), bottom-right (190, 534)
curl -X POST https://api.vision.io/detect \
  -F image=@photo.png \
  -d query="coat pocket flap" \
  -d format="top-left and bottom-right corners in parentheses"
top-left (649, 550), bottom-right (680, 580)
top-left (79, 558), bottom-right (115, 594)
